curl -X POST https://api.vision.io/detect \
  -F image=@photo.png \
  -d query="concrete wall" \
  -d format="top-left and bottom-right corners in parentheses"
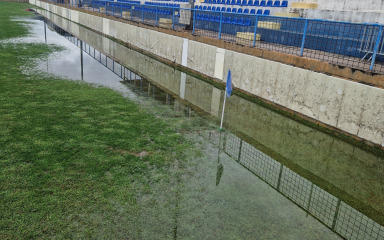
top-left (30, 1), bottom-right (384, 147)
top-left (291, 0), bottom-right (384, 23)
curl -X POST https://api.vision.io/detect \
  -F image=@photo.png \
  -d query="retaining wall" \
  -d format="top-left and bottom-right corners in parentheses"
top-left (29, 0), bottom-right (384, 147)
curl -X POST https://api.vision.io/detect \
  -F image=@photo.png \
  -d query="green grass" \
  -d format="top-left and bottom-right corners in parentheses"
top-left (0, 3), bottom-right (196, 239)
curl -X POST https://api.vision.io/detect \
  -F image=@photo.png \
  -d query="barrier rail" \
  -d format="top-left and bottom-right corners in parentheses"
top-left (41, 0), bottom-right (384, 74)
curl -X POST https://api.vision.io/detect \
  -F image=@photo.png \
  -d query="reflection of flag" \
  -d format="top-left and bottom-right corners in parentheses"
top-left (226, 70), bottom-right (232, 98)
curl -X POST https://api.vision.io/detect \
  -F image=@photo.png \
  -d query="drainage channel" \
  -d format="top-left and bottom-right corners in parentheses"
top-left (33, 9), bottom-right (384, 239)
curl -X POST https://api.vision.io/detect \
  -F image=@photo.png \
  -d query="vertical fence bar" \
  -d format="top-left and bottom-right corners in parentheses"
top-left (370, 25), bottom-right (383, 71)
top-left (112, 3), bottom-right (114, 17)
top-left (192, 9), bottom-right (196, 34)
top-left (156, 6), bottom-right (158, 26)
top-left (237, 139), bottom-right (243, 162)
top-left (218, 12), bottom-right (223, 39)
top-left (172, 8), bottom-right (175, 30)
top-left (141, 7), bottom-right (144, 23)
top-left (105, 1), bottom-right (107, 15)
top-left (331, 199), bottom-right (342, 230)
top-left (276, 164), bottom-right (284, 191)
top-left (300, 19), bottom-right (309, 57)
top-left (121, 3), bottom-right (123, 18)
top-left (252, 15), bottom-right (258, 47)
top-left (130, 7), bottom-right (133, 21)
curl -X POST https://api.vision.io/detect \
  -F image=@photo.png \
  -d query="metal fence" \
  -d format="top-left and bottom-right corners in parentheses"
top-left (43, 0), bottom-right (384, 74)
top-left (206, 130), bottom-right (384, 240)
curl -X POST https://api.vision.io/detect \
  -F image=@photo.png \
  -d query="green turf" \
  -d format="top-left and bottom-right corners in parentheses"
top-left (0, 3), bottom-right (196, 239)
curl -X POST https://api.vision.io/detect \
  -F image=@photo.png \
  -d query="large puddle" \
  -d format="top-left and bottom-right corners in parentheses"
top-left (16, 8), bottom-right (384, 239)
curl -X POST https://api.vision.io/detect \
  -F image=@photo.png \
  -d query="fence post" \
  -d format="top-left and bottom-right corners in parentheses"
top-left (156, 6), bottom-right (158, 26)
top-left (252, 15), bottom-right (258, 47)
top-left (192, 9), bottom-right (196, 34)
top-left (172, 8), bottom-right (175, 30)
top-left (121, 3), bottom-right (123, 18)
top-left (105, 1), bottom-right (107, 15)
top-left (370, 25), bottom-right (383, 71)
top-left (112, 3), bottom-right (114, 16)
top-left (141, 6), bottom-right (144, 23)
top-left (300, 19), bottom-right (308, 57)
top-left (218, 12), bottom-right (223, 39)
top-left (130, 7), bottom-right (133, 21)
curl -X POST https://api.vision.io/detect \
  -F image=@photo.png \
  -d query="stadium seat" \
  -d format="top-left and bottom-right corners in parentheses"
top-left (263, 9), bottom-right (270, 15)
top-left (212, 6), bottom-right (216, 11)
top-left (281, 0), bottom-right (287, 7)
top-left (237, 18), bottom-right (244, 25)
top-left (253, 0), bottom-right (259, 6)
top-left (221, 7), bottom-right (226, 11)
top-left (243, 8), bottom-right (249, 14)
top-left (231, 17), bottom-right (238, 24)
top-left (247, 0), bottom-right (253, 5)
top-left (250, 9), bottom-right (255, 14)
top-left (241, 0), bottom-right (247, 5)
top-left (236, 0), bottom-right (241, 5)
top-left (237, 8), bottom-right (243, 13)
top-left (231, 8), bottom-right (237, 13)
top-left (226, 7), bottom-right (231, 12)
top-left (230, 0), bottom-right (236, 4)
top-left (244, 18), bottom-right (251, 25)
top-left (260, 0), bottom-right (266, 6)
top-left (266, 0), bottom-right (272, 7)
top-left (225, 0), bottom-right (231, 4)
top-left (273, 0), bottom-right (280, 7)
top-left (207, 6), bottom-right (212, 10)
top-left (256, 9), bottom-right (262, 14)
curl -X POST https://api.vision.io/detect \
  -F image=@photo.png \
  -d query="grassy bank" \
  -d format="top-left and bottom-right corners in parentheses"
top-left (0, 3), bottom-right (195, 239)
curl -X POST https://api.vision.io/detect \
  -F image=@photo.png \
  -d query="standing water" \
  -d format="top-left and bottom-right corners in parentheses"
top-left (19, 8), bottom-right (384, 239)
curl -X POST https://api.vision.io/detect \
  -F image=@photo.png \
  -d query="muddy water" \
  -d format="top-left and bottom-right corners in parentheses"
top-left (23, 8), bottom-right (384, 239)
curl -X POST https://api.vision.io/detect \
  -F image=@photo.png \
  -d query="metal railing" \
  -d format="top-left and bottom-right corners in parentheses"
top-left (42, 0), bottom-right (384, 74)
top-left (207, 130), bottom-right (384, 240)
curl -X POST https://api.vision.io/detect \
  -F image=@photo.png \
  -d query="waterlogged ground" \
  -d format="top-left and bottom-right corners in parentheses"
top-left (2, 2), bottom-right (380, 239)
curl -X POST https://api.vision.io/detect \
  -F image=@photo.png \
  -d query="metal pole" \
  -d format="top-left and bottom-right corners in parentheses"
top-left (142, 7), bottom-right (144, 23)
top-left (192, 10), bottom-right (196, 34)
top-left (80, 40), bottom-right (84, 80)
top-left (300, 19), bottom-right (308, 57)
top-left (276, 164), bottom-right (284, 191)
top-left (370, 25), bottom-right (383, 71)
top-left (252, 15), bottom-right (258, 47)
top-left (172, 8), bottom-right (175, 30)
top-left (121, 3), bottom-right (123, 18)
top-left (219, 87), bottom-right (227, 131)
top-left (218, 12), bottom-right (223, 39)
top-left (130, 7), bottom-right (133, 21)
top-left (156, 6), bottom-right (158, 26)
top-left (237, 139), bottom-right (243, 162)
top-left (44, 21), bottom-right (47, 44)
top-left (105, 1), bottom-right (107, 15)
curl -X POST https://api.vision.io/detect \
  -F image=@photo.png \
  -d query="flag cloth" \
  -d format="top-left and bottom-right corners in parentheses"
top-left (226, 70), bottom-right (232, 98)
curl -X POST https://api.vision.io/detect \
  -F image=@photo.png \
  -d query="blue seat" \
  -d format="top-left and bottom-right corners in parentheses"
top-left (237, 18), bottom-right (244, 25)
top-left (221, 7), bottom-right (226, 11)
top-left (231, 17), bottom-right (238, 24)
top-left (203, 6), bottom-right (207, 10)
top-left (212, 0), bottom-right (216, 3)
top-left (226, 7), bottom-right (231, 12)
top-left (260, 0), bottom-right (266, 6)
top-left (207, 0), bottom-right (212, 3)
top-left (244, 18), bottom-right (251, 25)
top-left (237, 8), bottom-right (243, 13)
top-left (247, 0), bottom-right (253, 5)
top-left (212, 6), bottom-right (216, 11)
top-left (250, 9), bottom-right (255, 14)
top-left (253, 0), bottom-right (259, 6)
top-left (198, 5), bottom-right (203, 9)
top-left (281, 0), bottom-right (287, 7)
top-left (256, 9), bottom-right (262, 14)
top-left (230, 0), bottom-right (236, 4)
top-left (273, 0), bottom-right (280, 7)
top-left (241, 0), bottom-right (247, 5)
top-left (243, 8), bottom-right (249, 14)
top-left (266, 0), bottom-right (272, 6)
top-left (236, 0), bottom-right (241, 5)
top-left (263, 9), bottom-right (270, 15)
top-left (225, 0), bottom-right (231, 4)
top-left (231, 8), bottom-right (237, 13)
top-left (207, 6), bottom-right (212, 10)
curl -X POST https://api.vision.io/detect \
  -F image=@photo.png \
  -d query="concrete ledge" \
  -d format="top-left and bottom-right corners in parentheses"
top-left (257, 21), bottom-right (281, 30)
top-left (291, 2), bottom-right (318, 9)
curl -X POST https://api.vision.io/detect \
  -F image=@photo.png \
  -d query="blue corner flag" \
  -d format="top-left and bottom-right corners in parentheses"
top-left (226, 70), bottom-right (232, 98)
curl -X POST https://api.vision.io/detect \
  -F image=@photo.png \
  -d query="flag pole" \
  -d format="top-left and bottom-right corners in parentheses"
top-left (219, 86), bottom-right (227, 131)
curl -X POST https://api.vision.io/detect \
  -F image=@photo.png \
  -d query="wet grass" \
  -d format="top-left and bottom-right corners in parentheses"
top-left (0, 3), bottom-right (199, 239)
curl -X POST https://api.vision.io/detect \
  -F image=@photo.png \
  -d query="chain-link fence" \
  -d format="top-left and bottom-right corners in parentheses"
top-left (42, 0), bottom-right (384, 74)
top-left (206, 130), bottom-right (384, 240)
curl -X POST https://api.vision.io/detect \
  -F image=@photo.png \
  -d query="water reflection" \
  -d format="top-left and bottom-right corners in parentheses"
top-left (34, 9), bottom-right (384, 239)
